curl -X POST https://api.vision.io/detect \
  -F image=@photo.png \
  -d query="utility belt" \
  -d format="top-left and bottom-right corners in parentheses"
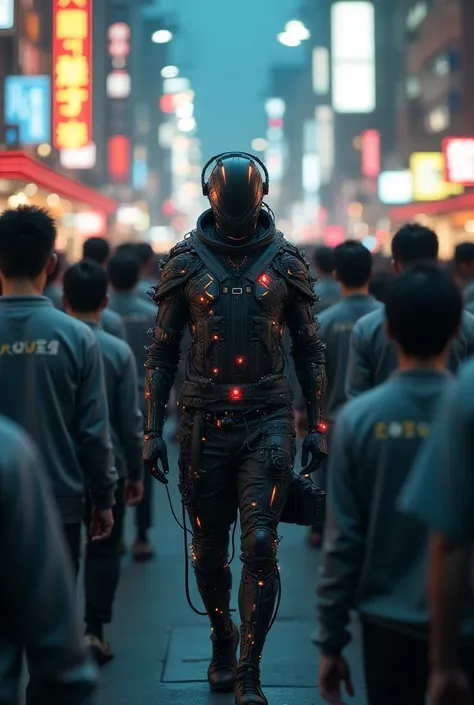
top-left (179, 375), bottom-right (294, 411)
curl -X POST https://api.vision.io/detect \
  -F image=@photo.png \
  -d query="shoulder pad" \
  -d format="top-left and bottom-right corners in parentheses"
top-left (159, 233), bottom-right (195, 267)
top-left (273, 249), bottom-right (316, 301)
top-left (154, 249), bottom-right (201, 301)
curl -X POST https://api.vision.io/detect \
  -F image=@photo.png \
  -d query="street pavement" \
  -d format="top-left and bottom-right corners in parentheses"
top-left (95, 440), bottom-right (368, 705)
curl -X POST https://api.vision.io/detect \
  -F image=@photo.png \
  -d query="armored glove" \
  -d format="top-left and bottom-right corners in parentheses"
top-left (301, 426), bottom-right (328, 475)
top-left (143, 432), bottom-right (169, 484)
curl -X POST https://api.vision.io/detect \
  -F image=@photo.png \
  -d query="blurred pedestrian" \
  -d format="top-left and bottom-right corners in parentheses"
top-left (63, 260), bottom-right (144, 665)
top-left (313, 246), bottom-right (341, 315)
top-left (308, 240), bottom-right (380, 548)
top-left (43, 250), bottom-right (66, 309)
top-left (454, 242), bottom-right (474, 300)
top-left (401, 360), bottom-right (474, 705)
top-left (317, 264), bottom-right (462, 705)
top-left (346, 223), bottom-right (474, 399)
top-left (108, 251), bottom-right (157, 561)
top-left (0, 206), bottom-right (116, 574)
top-left (368, 269), bottom-right (395, 303)
top-left (0, 414), bottom-right (98, 705)
top-left (135, 242), bottom-right (158, 302)
top-left (82, 237), bottom-right (125, 339)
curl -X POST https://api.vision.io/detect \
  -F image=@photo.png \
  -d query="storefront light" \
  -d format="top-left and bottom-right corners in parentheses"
top-left (46, 193), bottom-right (60, 208)
top-left (37, 143), bottom-right (51, 157)
top-left (24, 183), bottom-right (38, 197)
top-left (465, 220), bottom-right (474, 234)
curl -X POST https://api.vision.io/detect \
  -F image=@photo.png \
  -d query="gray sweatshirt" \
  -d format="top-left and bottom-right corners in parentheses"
top-left (84, 322), bottom-right (143, 481)
top-left (401, 360), bottom-right (474, 641)
top-left (317, 370), bottom-right (453, 654)
top-left (318, 294), bottom-right (381, 420)
top-left (108, 291), bottom-right (157, 411)
top-left (100, 307), bottom-right (125, 339)
top-left (0, 296), bottom-right (117, 523)
top-left (346, 307), bottom-right (474, 399)
top-left (0, 415), bottom-right (98, 705)
top-left (313, 276), bottom-right (341, 315)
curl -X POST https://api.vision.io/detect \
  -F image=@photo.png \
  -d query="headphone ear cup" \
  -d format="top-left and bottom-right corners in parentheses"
top-left (263, 183), bottom-right (269, 196)
top-left (202, 183), bottom-right (209, 197)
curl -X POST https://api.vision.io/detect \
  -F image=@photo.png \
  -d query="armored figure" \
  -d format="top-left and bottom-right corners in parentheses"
top-left (143, 152), bottom-right (327, 705)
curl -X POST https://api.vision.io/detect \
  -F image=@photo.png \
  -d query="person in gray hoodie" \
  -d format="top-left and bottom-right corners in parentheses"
top-left (316, 264), bottom-right (462, 705)
top-left (308, 240), bottom-right (381, 548)
top-left (0, 417), bottom-right (97, 705)
top-left (108, 251), bottom-right (157, 561)
top-left (63, 260), bottom-right (144, 666)
top-left (312, 246), bottom-right (341, 315)
top-left (81, 237), bottom-right (125, 340)
top-left (0, 414), bottom-right (98, 705)
top-left (401, 361), bottom-right (474, 705)
top-left (0, 205), bottom-right (117, 573)
top-left (346, 223), bottom-right (474, 399)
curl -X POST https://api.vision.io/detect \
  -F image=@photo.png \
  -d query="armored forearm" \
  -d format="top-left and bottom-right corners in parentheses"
top-left (295, 362), bottom-right (326, 430)
top-left (144, 367), bottom-right (175, 435)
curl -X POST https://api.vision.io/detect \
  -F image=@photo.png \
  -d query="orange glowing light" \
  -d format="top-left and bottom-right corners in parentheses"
top-left (270, 485), bottom-right (277, 507)
top-left (213, 334), bottom-right (219, 341)
top-left (258, 273), bottom-right (270, 287)
top-left (53, 0), bottom-right (92, 150)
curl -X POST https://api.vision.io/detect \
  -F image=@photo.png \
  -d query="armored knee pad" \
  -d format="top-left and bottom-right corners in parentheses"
top-left (241, 527), bottom-right (278, 572)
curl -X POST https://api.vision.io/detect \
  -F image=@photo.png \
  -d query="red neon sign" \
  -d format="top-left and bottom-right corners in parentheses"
top-left (53, 0), bottom-right (93, 151)
top-left (361, 129), bottom-right (380, 179)
top-left (108, 135), bottom-right (130, 183)
top-left (443, 137), bottom-right (474, 186)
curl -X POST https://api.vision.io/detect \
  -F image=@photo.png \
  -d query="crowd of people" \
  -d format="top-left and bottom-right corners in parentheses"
top-left (2, 202), bottom-right (474, 705)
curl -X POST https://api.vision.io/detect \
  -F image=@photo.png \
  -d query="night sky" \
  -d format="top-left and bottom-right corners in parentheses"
top-left (150, 0), bottom-right (305, 156)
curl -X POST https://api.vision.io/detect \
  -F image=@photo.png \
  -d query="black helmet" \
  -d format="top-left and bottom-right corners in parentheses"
top-left (202, 153), bottom-right (269, 241)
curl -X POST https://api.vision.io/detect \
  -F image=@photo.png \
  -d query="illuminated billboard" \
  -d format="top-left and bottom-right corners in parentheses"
top-left (378, 171), bottom-right (413, 205)
top-left (5, 76), bottom-right (51, 144)
top-left (0, 0), bottom-right (14, 30)
top-left (410, 153), bottom-right (463, 201)
top-left (53, 0), bottom-right (93, 151)
top-left (312, 47), bottom-right (329, 95)
top-left (331, 2), bottom-right (375, 113)
top-left (361, 129), bottom-right (380, 178)
top-left (443, 137), bottom-right (474, 186)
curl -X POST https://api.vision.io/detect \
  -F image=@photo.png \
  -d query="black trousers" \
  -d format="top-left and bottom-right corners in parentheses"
top-left (363, 621), bottom-right (474, 705)
top-left (179, 405), bottom-right (295, 666)
top-left (135, 465), bottom-right (153, 538)
top-left (63, 522), bottom-right (82, 579)
top-left (84, 479), bottom-right (126, 625)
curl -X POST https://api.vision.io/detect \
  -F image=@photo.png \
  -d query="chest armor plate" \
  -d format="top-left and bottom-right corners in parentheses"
top-left (185, 261), bottom-right (288, 384)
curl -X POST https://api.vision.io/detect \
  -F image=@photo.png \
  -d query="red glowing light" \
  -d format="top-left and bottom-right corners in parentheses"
top-left (317, 422), bottom-right (328, 433)
top-left (230, 387), bottom-right (242, 401)
top-left (258, 273), bottom-right (270, 287)
top-left (236, 357), bottom-right (244, 364)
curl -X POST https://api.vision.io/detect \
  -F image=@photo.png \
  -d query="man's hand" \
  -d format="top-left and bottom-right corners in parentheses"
top-left (319, 653), bottom-right (354, 705)
top-left (90, 507), bottom-right (114, 542)
top-left (429, 669), bottom-right (472, 705)
top-left (302, 429), bottom-right (328, 474)
top-left (124, 479), bottom-right (144, 507)
top-left (143, 432), bottom-right (169, 484)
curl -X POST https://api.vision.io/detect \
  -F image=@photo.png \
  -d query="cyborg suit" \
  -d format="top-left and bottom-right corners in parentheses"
top-left (143, 153), bottom-right (327, 705)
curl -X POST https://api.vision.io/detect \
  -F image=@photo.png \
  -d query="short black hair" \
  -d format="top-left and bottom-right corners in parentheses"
top-left (63, 260), bottom-right (108, 313)
top-left (386, 262), bottom-right (462, 357)
top-left (313, 246), bottom-right (335, 274)
top-left (0, 205), bottom-right (56, 279)
top-left (391, 223), bottom-right (438, 264)
top-left (83, 236), bottom-right (110, 265)
top-left (333, 240), bottom-right (372, 287)
top-left (107, 252), bottom-right (140, 291)
top-left (135, 242), bottom-right (154, 267)
top-left (455, 242), bottom-right (474, 263)
top-left (369, 270), bottom-right (396, 303)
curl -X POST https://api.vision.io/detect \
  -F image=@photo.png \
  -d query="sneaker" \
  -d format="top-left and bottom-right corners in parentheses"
top-left (235, 664), bottom-right (268, 705)
top-left (132, 538), bottom-right (155, 562)
top-left (208, 622), bottom-right (239, 693)
top-left (84, 634), bottom-right (114, 666)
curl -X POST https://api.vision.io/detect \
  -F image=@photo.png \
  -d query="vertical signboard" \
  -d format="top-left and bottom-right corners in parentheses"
top-left (361, 129), bottom-right (380, 178)
top-left (0, 0), bottom-right (14, 31)
top-left (331, 2), bottom-right (375, 113)
top-left (52, 0), bottom-right (93, 151)
top-left (5, 75), bottom-right (51, 144)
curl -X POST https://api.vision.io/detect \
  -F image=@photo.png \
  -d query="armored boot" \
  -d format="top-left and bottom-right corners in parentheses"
top-left (194, 561), bottom-right (238, 692)
top-left (235, 566), bottom-right (279, 705)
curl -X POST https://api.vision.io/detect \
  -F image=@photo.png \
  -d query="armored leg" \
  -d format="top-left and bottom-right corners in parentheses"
top-left (235, 409), bottom-right (295, 705)
top-left (178, 411), bottom-right (239, 692)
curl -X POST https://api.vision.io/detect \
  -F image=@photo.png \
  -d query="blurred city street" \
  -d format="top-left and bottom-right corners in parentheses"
top-left (96, 440), bottom-right (367, 705)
